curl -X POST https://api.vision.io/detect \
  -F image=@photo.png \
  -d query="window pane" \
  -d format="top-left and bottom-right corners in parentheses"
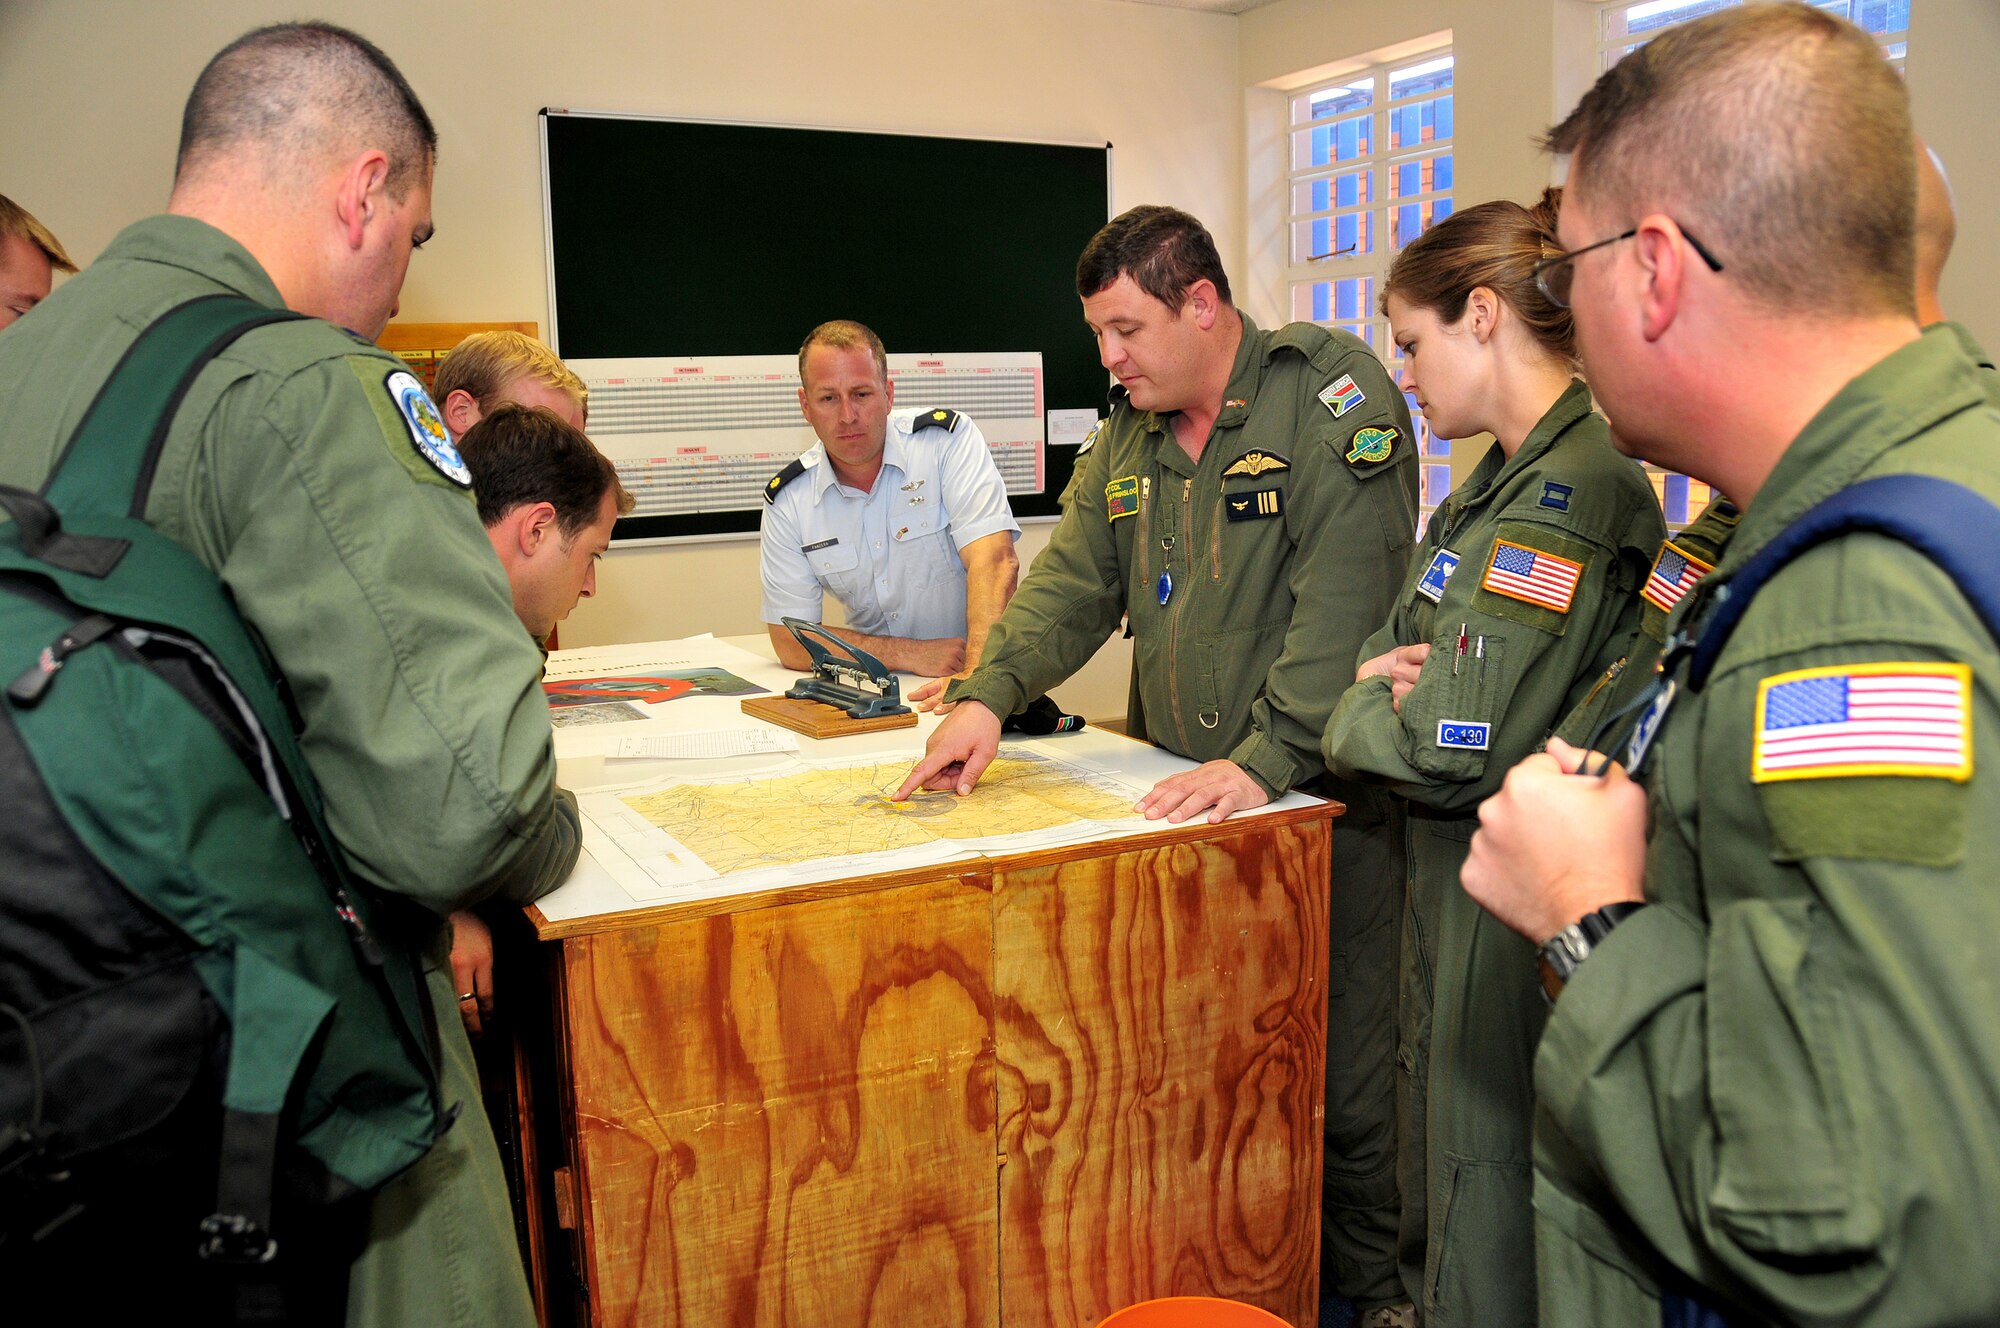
top-left (1390, 198), bottom-right (1451, 250)
top-left (1388, 94), bottom-right (1452, 151)
top-left (1609, 0), bottom-right (1737, 43)
top-left (1293, 77), bottom-right (1373, 125)
top-left (1333, 276), bottom-right (1374, 322)
top-left (1423, 463), bottom-right (1454, 508)
top-left (1291, 212), bottom-right (1372, 263)
top-left (1293, 112), bottom-right (1374, 170)
top-left (1388, 54), bottom-right (1454, 100)
top-left (1387, 151), bottom-right (1451, 200)
top-left (1289, 167), bottom-right (1373, 218)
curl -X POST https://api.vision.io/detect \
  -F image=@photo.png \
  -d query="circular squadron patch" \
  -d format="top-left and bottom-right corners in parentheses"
top-left (385, 369), bottom-right (470, 487)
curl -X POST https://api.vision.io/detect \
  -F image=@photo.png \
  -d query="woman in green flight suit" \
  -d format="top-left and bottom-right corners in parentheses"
top-left (1321, 190), bottom-right (1665, 1327)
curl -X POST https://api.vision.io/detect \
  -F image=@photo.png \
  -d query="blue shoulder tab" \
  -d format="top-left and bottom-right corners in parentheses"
top-left (911, 407), bottom-right (961, 433)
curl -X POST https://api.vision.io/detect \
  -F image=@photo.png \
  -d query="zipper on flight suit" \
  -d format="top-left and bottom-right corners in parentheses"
top-left (1165, 474), bottom-right (1198, 749)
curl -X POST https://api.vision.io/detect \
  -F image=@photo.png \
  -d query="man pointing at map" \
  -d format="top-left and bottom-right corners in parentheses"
top-left (895, 205), bottom-right (1420, 1322)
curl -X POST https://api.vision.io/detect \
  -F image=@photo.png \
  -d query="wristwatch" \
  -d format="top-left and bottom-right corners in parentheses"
top-left (1537, 902), bottom-right (1646, 1004)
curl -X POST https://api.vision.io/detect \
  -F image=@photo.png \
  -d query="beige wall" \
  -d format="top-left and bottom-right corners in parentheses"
top-left (1908, 0), bottom-right (2000, 354)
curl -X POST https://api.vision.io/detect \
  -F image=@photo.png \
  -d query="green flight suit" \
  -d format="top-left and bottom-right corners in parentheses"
top-left (1554, 498), bottom-right (1742, 752)
top-left (0, 215), bottom-right (577, 1328)
top-left (1321, 382), bottom-right (1663, 1327)
top-left (948, 314), bottom-right (1419, 1308)
top-left (1534, 326), bottom-right (2000, 1327)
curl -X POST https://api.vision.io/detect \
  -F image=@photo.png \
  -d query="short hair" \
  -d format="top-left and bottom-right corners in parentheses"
top-left (1383, 188), bottom-right (1575, 367)
top-left (458, 403), bottom-right (634, 540)
top-left (434, 332), bottom-right (588, 418)
top-left (1075, 205), bottom-right (1232, 308)
top-left (177, 22), bottom-right (437, 198)
top-left (798, 320), bottom-right (889, 383)
top-left (1544, 3), bottom-right (1913, 316)
top-left (0, 194), bottom-right (76, 274)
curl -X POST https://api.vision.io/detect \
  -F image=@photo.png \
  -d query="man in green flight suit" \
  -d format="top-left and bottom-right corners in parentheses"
top-left (898, 205), bottom-right (1420, 1323)
top-left (0, 23), bottom-right (574, 1328)
top-left (1463, 7), bottom-right (2000, 1325)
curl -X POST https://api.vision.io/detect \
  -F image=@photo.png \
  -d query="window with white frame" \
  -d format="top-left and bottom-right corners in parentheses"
top-left (1285, 48), bottom-right (1457, 525)
top-left (1600, 0), bottom-right (1908, 72)
top-left (1595, 0), bottom-right (1911, 528)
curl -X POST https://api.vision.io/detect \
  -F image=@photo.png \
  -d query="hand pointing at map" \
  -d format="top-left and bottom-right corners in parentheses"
top-left (897, 700), bottom-right (1004, 798)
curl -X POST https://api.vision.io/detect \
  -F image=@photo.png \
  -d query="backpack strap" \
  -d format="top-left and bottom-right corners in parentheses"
top-left (1687, 474), bottom-right (2000, 691)
top-left (42, 294), bottom-right (304, 524)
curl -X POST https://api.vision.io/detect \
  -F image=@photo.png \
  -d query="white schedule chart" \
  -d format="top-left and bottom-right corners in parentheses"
top-left (571, 351), bottom-right (1046, 525)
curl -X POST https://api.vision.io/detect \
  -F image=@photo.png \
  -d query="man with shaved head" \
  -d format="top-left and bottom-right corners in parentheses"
top-left (0, 22), bottom-right (569, 1327)
top-left (1463, 6), bottom-right (2000, 1324)
top-left (1914, 140), bottom-right (1998, 395)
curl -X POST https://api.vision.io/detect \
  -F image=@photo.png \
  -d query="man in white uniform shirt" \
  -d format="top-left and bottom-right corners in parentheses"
top-left (761, 319), bottom-right (1020, 681)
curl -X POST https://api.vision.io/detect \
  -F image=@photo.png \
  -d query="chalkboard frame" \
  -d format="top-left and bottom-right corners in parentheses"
top-left (539, 109), bottom-right (1112, 544)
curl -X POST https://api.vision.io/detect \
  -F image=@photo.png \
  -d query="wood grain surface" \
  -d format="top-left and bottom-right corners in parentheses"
top-left (990, 820), bottom-right (1331, 1328)
top-left (562, 875), bottom-right (1000, 1327)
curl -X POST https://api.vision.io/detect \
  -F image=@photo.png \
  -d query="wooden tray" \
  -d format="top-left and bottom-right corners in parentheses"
top-left (742, 693), bottom-right (918, 739)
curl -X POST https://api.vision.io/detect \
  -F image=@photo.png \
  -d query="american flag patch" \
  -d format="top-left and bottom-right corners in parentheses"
top-left (1642, 540), bottom-right (1713, 614)
top-left (1481, 539), bottom-right (1583, 614)
top-left (1753, 663), bottom-right (1972, 783)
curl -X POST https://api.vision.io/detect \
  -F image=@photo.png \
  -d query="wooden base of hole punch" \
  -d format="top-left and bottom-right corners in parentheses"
top-left (740, 694), bottom-right (918, 739)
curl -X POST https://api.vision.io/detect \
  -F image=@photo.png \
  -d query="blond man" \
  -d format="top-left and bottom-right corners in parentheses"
top-left (0, 193), bottom-right (76, 328)
top-left (434, 329), bottom-right (588, 436)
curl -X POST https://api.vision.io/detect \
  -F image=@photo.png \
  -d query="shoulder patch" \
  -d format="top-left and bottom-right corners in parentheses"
top-left (1319, 374), bottom-right (1366, 418)
top-left (1076, 418), bottom-right (1103, 457)
top-left (1346, 425), bottom-right (1399, 467)
top-left (1641, 539), bottom-right (1715, 615)
top-left (384, 369), bottom-right (469, 488)
top-left (1222, 449), bottom-right (1290, 479)
top-left (1539, 481), bottom-right (1573, 512)
top-left (1753, 662), bottom-right (1971, 783)
top-left (765, 457), bottom-right (807, 504)
top-left (912, 407), bottom-right (961, 433)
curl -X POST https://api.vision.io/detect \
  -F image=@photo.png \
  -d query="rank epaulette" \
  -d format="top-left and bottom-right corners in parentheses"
top-left (912, 407), bottom-right (961, 433)
top-left (764, 457), bottom-right (807, 504)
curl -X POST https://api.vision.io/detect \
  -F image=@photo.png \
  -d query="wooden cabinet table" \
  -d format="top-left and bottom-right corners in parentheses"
top-left (513, 643), bottom-right (1338, 1327)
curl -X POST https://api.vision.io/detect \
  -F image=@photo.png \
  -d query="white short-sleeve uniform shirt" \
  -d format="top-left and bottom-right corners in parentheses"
top-left (759, 406), bottom-right (1020, 640)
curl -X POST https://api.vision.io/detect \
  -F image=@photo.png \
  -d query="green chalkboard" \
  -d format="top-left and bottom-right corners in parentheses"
top-left (540, 110), bottom-right (1111, 540)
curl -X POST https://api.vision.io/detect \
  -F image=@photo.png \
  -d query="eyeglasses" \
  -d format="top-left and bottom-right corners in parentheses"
top-left (1532, 223), bottom-right (1725, 309)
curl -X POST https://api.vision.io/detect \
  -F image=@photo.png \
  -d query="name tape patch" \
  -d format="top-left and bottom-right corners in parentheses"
top-left (1106, 475), bottom-right (1139, 520)
top-left (1437, 720), bottom-right (1491, 750)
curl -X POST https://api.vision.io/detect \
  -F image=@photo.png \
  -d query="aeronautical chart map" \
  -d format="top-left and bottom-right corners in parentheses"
top-left (575, 746), bottom-right (1152, 903)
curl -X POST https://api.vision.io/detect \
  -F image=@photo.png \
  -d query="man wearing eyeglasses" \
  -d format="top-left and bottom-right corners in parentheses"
top-left (1463, 7), bottom-right (2000, 1327)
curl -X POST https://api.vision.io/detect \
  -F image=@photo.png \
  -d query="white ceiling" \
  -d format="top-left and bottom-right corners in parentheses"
top-left (1108, 0), bottom-right (1287, 13)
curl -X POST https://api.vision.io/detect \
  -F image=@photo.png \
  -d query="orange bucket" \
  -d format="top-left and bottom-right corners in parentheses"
top-left (1095, 1297), bottom-right (1294, 1328)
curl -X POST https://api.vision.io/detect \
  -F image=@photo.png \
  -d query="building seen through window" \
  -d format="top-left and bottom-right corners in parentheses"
top-left (1286, 49), bottom-right (1457, 529)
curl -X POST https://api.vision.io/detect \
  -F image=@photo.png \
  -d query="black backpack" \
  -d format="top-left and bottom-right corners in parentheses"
top-left (0, 296), bottom-right (449, 1313)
